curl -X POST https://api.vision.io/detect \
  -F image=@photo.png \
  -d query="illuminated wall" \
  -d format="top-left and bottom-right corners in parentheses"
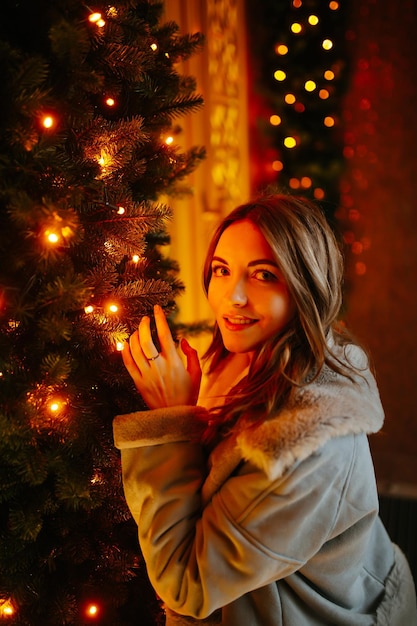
top-left (163, 0), bottom-right (251, 332)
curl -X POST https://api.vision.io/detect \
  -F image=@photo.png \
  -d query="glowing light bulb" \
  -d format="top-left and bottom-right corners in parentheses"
top-left (45, 230), bottom-right (59, 244)
top-left (89, 12), bottom-right (102, 23)
top-left (284, 93), bottom-right (296, 104)
top-left (301, 176), bottom-right (312, 188)
top-left (85, 602), bottom-right (100, 618)
top-left (308, 15), bottom-right (319, 25)
top-left (291, 22), bottom-right (302, 34)
top-left (275, 44), bottom-right (288, 55)
top-left (165, 136), bottom-right (174, 145)
top-left (304, 80), bottom-right (317, 92)
top-left (105, 97), bottom-right (115, 107)
top-left (84, 305), bottom-right (94, 314)
top-left (284, 136), bottom-right (297, 149)
top-left (314, 188), bottom-right (325, 200)
top-left (289, 178), bottom-right (300, 189)
top-left (108, 304), bottom-right (118, 313)
top-left (329, 1), bottom-right (340, 9)
top-left (116, 342), bottom-right (124, 351)
top-left (273, 70), bottom-right (286, 81)
top-left (0, 598), bottom-right (15, 617)
top-left (132, 254), bottom-right (140, 263)
top-left (324, 116), bottom-right (335, 127)
top-left (150, 43), bottom-right (158, 51)
top-left (272, 160), bottom-right (283, 172)
top-left (42, 115), bottom-right (55, 129)
top-left (322, 39), bottom-right (333, 50)
top-left (293, 0), bottom-right (302, 7)
top-left (319, 88), bottom-right (330, 99)
top-left (269, 114), bottom-right (282, 126)
top-left (324, 70), bottom-right (335, 80)
top-left (117, 206), bottom-right (125, 215)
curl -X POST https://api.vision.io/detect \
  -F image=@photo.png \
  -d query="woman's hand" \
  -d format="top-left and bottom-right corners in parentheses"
top-left (121, 304), bottom-right (202, 409)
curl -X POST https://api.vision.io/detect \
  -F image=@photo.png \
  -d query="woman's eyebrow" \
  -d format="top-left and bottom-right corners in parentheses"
top-left (248, 259), bottom-right (279, 268)
top-left (211, 255), bottom-right (228, 264)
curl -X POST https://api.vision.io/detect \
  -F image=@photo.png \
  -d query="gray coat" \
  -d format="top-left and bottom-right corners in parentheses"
top-left (113, 345), bottom-right (417, 625)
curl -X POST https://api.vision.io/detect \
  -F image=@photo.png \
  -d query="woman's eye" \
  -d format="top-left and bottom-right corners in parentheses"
top-left (211, 264), bottom-right (229, 277)
top-left (254, 269), bottom-right (277, 282)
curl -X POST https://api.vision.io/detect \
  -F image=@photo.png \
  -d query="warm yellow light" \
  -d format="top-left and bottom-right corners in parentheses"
top-left (284, 93), bottom-right (296, 104)
top-left (86, 603), bottom-right (99, 617)
top-left (308, 15), bottom-right (319, 25)
top-left (116, 342), bottom-right (124, 351)
top-left (274, 70), bottom-right (286, 81)
top-left (165, 136), bottom-right (174, 145)
top-left (96, 18), bottom-right (105, 28)
top-left (42, 115), bottom-right (54, 129)
top-left (324, 116), bottom-right (335, 127)
top-left (329, 1), bottom-right (340, 9)
top-left (45, 231), bottom-right (59, 244)
top-left (319, 88), bottom-right (330, 99)
top-left (117, 206), bottom-right (125, 215)
top-left (150, 43), bottom-right (158, 51)
top-left (322, 39), bottom-right (333, 50)
top-left (84, 305), bottom-right (94, 314)
top-left (89, 12), bottom-right (102, 23)
top-left (324, 70), bottom-right (335, 80)
top-left (0, 598), bottom-right (15, 617)
top-left (132, 254), bottom-right (140, 263)
top-left (272, 160), bottom-right (283, 172)
top-left (49, 400), bottom-right (62, 413)
top-left (314, 188), bottom-right (325, 200)
top-left (275, 44), bottom-right (288, 55)
top-left (105, 97), bottom-right (115, 107)
top-left (284, 136), bottom-right (297, 149)
top-left (291, 22), bottom-right (302, 34)
top-left (108, 304), bottom-right (118, 313)
top-left (270, 114), bottom-right (282, 126)
top-left (304, 80), bottom-right (316, 92)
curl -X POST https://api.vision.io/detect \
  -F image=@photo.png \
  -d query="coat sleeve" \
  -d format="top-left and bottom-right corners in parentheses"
top-left (114, 408), bottom-right (377, 620)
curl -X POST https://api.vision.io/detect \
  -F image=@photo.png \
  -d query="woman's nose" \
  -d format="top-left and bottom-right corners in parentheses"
top-left (228, 277), bottom-right (248, 306)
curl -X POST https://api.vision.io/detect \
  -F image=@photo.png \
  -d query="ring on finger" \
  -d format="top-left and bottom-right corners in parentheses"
top-left (146, 353), bottom-right (160, 362)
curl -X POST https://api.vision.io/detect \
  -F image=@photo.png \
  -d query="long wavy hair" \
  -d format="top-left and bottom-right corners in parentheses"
top-left (201, 194), bottom-right (358, 439)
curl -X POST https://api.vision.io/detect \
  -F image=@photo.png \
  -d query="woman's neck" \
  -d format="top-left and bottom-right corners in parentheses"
top-left (198, 352), bottom-right (251, 410)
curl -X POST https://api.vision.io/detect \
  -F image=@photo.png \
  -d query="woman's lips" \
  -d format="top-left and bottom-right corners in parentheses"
top-left (223, 315), bottom-right (258, 331)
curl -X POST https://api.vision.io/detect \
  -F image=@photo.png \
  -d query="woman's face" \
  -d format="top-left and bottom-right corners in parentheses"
top-left (207, 219), bottom-right (295, 356)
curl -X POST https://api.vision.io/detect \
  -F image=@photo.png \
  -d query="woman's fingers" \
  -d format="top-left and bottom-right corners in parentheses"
top-left (180, 338), bottom-right (202, 404)
top-left (154, 304), bottom-right (177, 356)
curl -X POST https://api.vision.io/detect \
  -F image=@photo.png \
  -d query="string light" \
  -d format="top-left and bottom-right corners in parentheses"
top-left (284, 136), bottom-right (297, 148)
top-left (329, 1), bottom-right (340, 9)
top-left (291, 23), bottom-right (302, 34)
top-left (84, 305), bottom-right (94, 314)
top-left (0, 598), bottom-right (15, 619)
top-left (85, 602), bottom-right (101, 620)
top-left (324, 116), bottom-right (335, 127)
top-left (272, 160), bottom-right (283, 172)
top-left (324, 70), bottom-right (335, 80)
top-left (308, 15), bottom-right (319, 26)
top-left (319, 88), bottom-right (330, 99)
top-left (150, 43), bottom-right (158, 51)
top-left (275, 44), bottom-right (288, 55)
top-left (42, 115), bottom-right (55, 129)
top-left (132, 254), bottom-right (140, 263)
top-left (117, 206), bottom-right (125, 215)
top-left (274, 70), bottom-right (286, 81)
top-left (322, 39), bottom-right (334, 50)
top-left (165, 136), bottom-right (174, 145)
top-left (88, 12), bottom-right (105, 27)
top-left (105, 97), bottom-right (115, 107)
top-left (116, 341), bottom-right (124, 351)
top-left (304, 80), bottom-right (317, 92)
top-left (45, 230), bottom-right (60, 244)
top-left (107, 303), bottom-right (119, 313)
top-left (270, 114), bottom-right (282, 126)
top-left (284, 93), bottom-right (296, 104)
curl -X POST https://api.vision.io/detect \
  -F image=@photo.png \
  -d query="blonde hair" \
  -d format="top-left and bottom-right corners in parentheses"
top-left (202, 194), bottom-right (356, 437)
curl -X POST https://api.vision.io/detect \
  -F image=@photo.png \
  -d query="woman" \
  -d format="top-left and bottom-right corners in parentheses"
top-left (113, 195), bottom-right (416, 625)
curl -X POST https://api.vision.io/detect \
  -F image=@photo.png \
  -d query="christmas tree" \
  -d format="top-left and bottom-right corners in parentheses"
top-left (0, 1), bottom-right (204, 623)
